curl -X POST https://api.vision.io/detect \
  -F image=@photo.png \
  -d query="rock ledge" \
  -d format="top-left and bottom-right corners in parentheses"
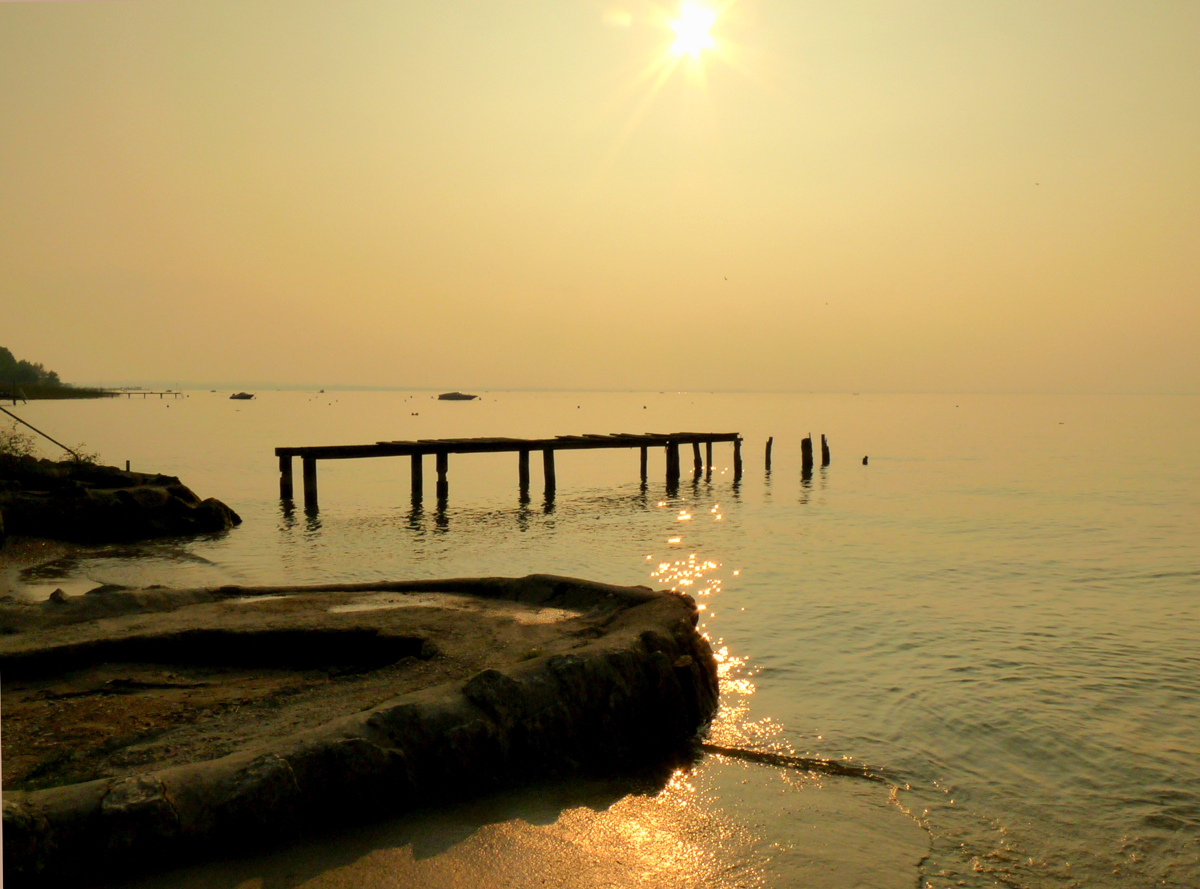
top-left (1, 575), bottom-right (718, 887)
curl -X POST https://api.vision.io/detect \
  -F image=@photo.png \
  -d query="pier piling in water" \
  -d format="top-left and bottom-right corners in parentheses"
top-left (275, 432), bottom-right (742, 507)
top-left (279, 455), bottom-right (293, 500)
top-left (765, 437), bottom-right (774, 472)
top-left (821, 434), bottom-right (831, 466)
top-left (302, 457), bottom-right (318, 510)
top-left (666, 441), bottom-right (680, 483)
top-left (543, 448), bottom-right (556, 495)
top-left (411, 454), bottom-right (423, 501)
top-left (436, 452), bottom-right (449, 501)
top-left (801, 436), bottom-right (814, 475)
top-left (519, 449), bottom-right (530, 493)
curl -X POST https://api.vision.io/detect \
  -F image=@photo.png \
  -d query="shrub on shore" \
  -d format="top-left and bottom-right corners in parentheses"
top-left (0, 422), bottom-right (37, 459)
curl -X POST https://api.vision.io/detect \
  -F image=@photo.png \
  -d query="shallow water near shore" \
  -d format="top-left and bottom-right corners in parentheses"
top-left (5, 390), bottom-right (1200, 888)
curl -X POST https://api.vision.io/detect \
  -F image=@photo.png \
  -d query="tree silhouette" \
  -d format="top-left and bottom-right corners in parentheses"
top-left (0, 347), bottom-right (64, 388)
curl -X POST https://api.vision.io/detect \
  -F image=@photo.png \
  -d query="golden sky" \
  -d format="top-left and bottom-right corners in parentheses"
top-left (3, 0), bottom-right (1198, 392)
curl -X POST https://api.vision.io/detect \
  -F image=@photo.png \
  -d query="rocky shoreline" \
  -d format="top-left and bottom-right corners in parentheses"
top-left (0, 456), bottom-right (240, 546)
top-left (0, 575), bottom-right (719, 887)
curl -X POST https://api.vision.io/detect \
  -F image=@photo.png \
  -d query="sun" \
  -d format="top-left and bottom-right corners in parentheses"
top-left (670, 2), bottom-right (717, 57)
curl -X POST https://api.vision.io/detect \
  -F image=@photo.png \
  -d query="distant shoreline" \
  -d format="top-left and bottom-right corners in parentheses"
top-left (2, 384), bottom-right (118, 401)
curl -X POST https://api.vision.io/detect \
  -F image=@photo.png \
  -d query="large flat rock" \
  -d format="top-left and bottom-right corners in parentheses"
top-left (1, 575), bottom-right (719, 887)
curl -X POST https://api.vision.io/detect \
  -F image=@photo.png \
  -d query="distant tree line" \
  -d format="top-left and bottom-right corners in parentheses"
top-left (0, 346), bottom-right (65, 388)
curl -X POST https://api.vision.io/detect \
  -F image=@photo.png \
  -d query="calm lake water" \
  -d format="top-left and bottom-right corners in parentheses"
top-left (7, 390), bottom-right (1200, 888)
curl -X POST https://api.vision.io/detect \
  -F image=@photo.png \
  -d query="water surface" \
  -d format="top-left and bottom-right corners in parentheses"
top-left (8, 390), bottom-right (1199, 888)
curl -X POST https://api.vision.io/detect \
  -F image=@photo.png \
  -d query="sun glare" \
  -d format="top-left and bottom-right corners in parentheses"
top-left (670, 2), bottom-right (716, 57)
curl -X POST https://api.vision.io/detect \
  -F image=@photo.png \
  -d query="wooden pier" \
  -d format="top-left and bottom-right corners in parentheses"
top-left (276, 432), bottom-right (743, 509)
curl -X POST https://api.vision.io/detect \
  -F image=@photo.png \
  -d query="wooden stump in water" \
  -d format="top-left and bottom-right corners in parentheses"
top-left (821, 434), bottom-right (831, 467)
top-left (801, 436), bottom-right (814, 474)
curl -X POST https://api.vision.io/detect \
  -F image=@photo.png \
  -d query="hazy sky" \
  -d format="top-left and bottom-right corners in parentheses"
top-left (3, 1), bottom-right (1198, 392)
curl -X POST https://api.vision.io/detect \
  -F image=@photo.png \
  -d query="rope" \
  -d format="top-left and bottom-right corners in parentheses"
top-left (0, 405), bottom-right (80, 460)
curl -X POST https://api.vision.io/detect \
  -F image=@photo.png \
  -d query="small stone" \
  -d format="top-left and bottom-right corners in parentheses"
top-left (48, 589), bottom-right (67, 603)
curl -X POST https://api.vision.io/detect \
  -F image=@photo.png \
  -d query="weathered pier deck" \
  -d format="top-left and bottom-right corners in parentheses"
top-left (276, 432), bottom-right (743, 508)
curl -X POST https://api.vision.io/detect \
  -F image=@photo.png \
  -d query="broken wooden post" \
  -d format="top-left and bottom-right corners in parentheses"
top-left (692, 442), bottom-right (703, 476)
top-left (519, 449), bottom-right (530, 492)
top-left (302, 457), bottom-right (318, 510)
top-left (543, 448), bottom-right (556, 495)
top-left (640, 446), bottom-right (648, 482)
top-left (801, 436), bottom-right (814, 475)
top-left (821, 434), bottom-right (830, 466)
top-left (733, 438), bottom-right (743, 480)
top-left (279, 455), bottom-right (294, 500)
top-left (765, 437), bottom-right (774, 472)
top-left (436, 452), bottom-right (449, 500)
top-left (862, 456), bottom-right (868, 465)
top-left (411, 454), bottom-right (423, 501)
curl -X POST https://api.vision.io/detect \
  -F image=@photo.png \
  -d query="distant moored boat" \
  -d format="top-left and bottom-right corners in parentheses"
top-left (230, 392), bottom-right (255, 400)
top-left (438, 392), bottom-right (478, 401)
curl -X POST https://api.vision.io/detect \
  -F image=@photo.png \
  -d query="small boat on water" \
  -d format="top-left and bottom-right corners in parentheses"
top-left (229, 392), bottom-right (255, 400)
top-left (438, 391), bottom-right (478, 401)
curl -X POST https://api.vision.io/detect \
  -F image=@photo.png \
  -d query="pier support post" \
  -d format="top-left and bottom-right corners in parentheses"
top-left (543, 448), bottom-right (556, 496)
top-left (411, 454), bottom-right (423, 501)
top-left (705, 441), bottom-right (713, 474)
top-left (765, 437), bottom-right (773, 472)
top-left (666, 441), bottom-right (680, 484)
top-left (640, 446), bottom-right (648, 482)
top-left (279, 455), bottom-right (294, 500)
top-left (519, 449), bottom-right (530, 494)
top-left (302, 457), bottom-right (318, 510)
top-left (692, 442), bottom-right (703, 476)
top-left (435, 452), bottom-right (449, 502)
top-left (801, 436), bottom-right (814, 476)
top-left (821, 434), bottom-right (830, 466)
top-left (733, 439), bottom-right (742, 481)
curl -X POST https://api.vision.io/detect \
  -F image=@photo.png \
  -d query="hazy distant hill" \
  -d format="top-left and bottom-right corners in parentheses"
top-left (0, 347), bottom-right (63, 388)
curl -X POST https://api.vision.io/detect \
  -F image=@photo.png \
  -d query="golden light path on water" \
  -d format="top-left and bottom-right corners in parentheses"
top-left (127, 629), bottom-right (926, 889)
top-left (119, 491), bottom-right (928, 889)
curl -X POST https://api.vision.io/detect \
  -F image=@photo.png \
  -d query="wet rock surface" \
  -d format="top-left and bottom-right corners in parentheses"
top-left (0, 575), bottom-right (718, 887)
top-left (0, 456), bottom-right (240, 544)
